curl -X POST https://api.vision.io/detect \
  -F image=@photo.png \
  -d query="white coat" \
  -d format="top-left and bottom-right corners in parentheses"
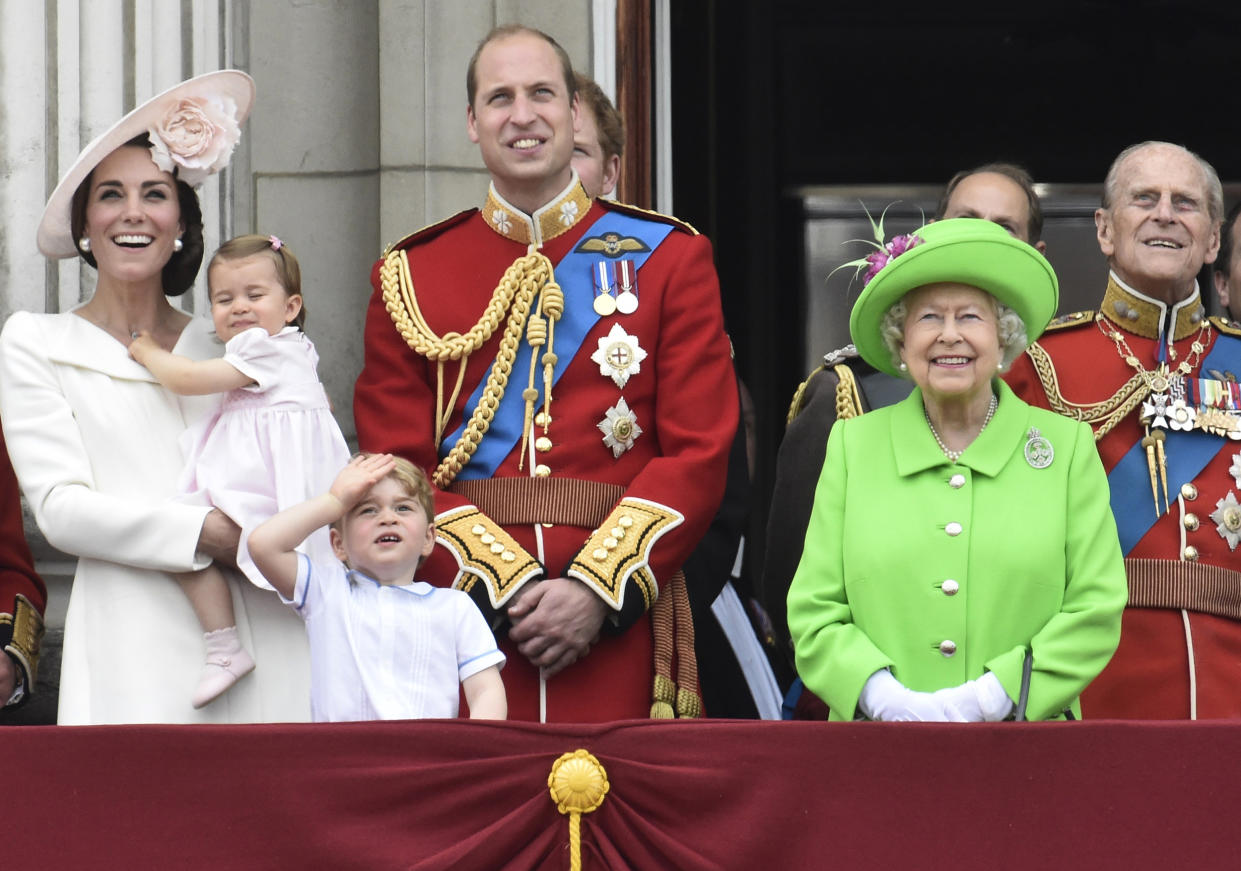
top-left (0, 311), bottom-right (310, 724)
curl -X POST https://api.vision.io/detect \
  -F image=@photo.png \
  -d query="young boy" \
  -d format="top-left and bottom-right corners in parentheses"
top-left (249, 453), bottom-right (506, 721)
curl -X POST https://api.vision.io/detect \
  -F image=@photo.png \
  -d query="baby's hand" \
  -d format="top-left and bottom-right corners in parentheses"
top-left (127, 330), bottom-right (157, 362)
top-left (329, 453), bottom-right (397, 513)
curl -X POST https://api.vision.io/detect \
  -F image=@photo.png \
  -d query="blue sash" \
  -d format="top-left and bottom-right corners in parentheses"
top-left (444, 210), bottom-right (675, 480)
top-left (1109, 332), bottom-right (1241, 553)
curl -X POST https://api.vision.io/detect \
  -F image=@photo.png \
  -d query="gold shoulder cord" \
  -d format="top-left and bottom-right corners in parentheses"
top-left (833, 364), bottom-right (865, 421)
top-left (1024, 342), bottom-right (1148, 440)
top-left (379, 247), bottom-right (555, 488)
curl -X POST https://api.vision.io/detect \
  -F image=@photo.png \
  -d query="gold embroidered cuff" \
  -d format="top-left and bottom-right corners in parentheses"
top-left (1, 594), bottom-right (45, 689)
top-left (567, 498), bottom-right (684, 611)
top-left (435, 506), bottom-right (542, 608)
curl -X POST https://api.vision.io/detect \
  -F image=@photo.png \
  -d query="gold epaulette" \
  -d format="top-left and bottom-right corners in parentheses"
top-left (568, 497), bottom-right (684, 613)
top-left (1209, 315), bottom-right (1241, 337)
top-left (599, 199), bottom-right (699, 235)
top-left (1, 594), bottom-right (45, 691)
top-left (785, 356), bottom-right (866, 426)
top-left (434, 506), bottom-right (542, 608)
top-left (381, 209), bottom-right (475, 257)
top-left (786, 364), bottom-right (826, 425)
top-left (1044, 310), bottom-right (1095, 331)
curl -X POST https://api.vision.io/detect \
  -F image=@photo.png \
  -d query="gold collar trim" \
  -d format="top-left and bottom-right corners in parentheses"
top-left (480, 173), bottom-right (592, 248)
top-left (1100, 271), bottom-right (1206, 341)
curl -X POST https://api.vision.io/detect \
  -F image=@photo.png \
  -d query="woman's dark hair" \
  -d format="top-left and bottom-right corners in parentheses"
top-left (69, 134), bottom-right (205, 297)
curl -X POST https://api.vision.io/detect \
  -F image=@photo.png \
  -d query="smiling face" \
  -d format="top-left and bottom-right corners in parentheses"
top-left (1096, 144), bottom-right (1220, 302)
top-left (207, 253), bottom-right (302, 342)
top-left (331, 476), bottom-right (436, 585)
top-left (81, 145), bottom-right (183, 286)
top-left (467, 31), bottom-right (579, 213)
top-left (899, 283), bottom-right (1002, 405)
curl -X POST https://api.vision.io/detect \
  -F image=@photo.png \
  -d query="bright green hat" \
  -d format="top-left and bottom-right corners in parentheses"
top-left (847, 217), bottom-right (1059, 377)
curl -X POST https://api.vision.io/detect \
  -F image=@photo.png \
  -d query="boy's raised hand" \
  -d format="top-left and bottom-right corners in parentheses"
top-left (329, 453), bottom-right (397, 513)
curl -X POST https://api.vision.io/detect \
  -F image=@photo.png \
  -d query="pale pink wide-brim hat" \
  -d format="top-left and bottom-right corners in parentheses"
top-left (37, 69), bottom-right (255, 259)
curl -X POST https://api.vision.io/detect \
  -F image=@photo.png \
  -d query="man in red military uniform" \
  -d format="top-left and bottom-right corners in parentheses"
top-left (1006, 141), bottom-right (1241, 718)
top-left (0, 424), bottom-right (46, 710)
top-left (354, 25), bottom-right (736, 722)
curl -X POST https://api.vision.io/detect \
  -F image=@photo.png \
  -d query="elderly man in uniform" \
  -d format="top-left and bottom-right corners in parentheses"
top-left (354, 26), bottom-right (736, 723)
top-left (1006, 141), bottom-right (1241, 719)
top-left (763, 164), bottom-right (1046, 702)
top-left (0, 425), bottom-right (46, 714)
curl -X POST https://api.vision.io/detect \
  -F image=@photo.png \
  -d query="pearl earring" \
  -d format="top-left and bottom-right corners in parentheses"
top-left (78, 237), bottom-right (91, 253)
top-left (173, 238), bottom-right (184, 253)
top-left (898, 362), bottom-right (908, 371)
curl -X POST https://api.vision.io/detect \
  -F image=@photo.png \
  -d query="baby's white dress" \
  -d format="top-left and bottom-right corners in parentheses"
top-left (180, 326), bottom-right (350, 589)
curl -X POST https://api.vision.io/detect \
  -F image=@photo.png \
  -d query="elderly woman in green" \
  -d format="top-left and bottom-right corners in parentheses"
top-left (787, 218), bottom-right (1127, 722)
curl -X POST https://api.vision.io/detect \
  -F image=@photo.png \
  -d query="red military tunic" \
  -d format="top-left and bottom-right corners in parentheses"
top-left (1006, 273), bottom-right (1241, 718)
top-left (0, 423), bottom-right (46, 705)
top-left (354, 178), bottom-right (737, 722)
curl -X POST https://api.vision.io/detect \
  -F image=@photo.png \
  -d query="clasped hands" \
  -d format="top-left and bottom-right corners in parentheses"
top-left (859, 668), bottom-right (1014, 722)
top-left (506, 577), bottom-right (608, 678)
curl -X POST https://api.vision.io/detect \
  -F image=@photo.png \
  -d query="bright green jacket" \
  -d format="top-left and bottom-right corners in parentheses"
top-left (787, 380), bottom-right (1127, 721)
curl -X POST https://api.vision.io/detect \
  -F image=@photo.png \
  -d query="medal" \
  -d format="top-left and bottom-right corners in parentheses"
top-left (592, 261), bottom-right (617, 316)
top-left (1024, 427), bottom-right (1054, 469)
top-left (591, 323), bottom-right (648, 388)
top-left (615, 260), bottom-right (638, 314)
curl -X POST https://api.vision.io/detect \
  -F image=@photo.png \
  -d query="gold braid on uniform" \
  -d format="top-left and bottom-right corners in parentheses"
top-left (833, 364), bottom-right (865, 421)
top-left (1024, 341), bottom-right (1149, 440)
top-left (380, 247), bottom-right (556, 488)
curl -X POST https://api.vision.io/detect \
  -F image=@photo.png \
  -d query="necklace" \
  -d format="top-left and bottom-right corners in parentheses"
top-left (925, 394), bottom-right (998, 462)
top-left (1095, 312), bottom-right (1211, 515)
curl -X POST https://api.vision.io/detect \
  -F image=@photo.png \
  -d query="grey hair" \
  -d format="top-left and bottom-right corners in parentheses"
top-left (880, 295), bottom-right (1029, 375)
top-left (1101, 141), bottom-right (1224, 223)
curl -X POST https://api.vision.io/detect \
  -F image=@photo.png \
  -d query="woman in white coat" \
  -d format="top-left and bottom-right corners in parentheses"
top-left (0, 71), bottom-right (310, 724)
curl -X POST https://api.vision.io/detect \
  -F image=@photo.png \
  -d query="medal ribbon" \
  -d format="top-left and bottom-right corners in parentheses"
top-left (444, 210), bottom-right (674, 479)
top-left (1109, 331), bottom-right (1241, 553)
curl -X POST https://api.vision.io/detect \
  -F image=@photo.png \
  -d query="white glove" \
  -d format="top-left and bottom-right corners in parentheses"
top-left (933, 672), bottom-right (1014, 722)
top-left (859, 669), bottom-right (956, 722)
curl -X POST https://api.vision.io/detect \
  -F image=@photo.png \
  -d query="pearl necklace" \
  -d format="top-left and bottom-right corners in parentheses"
top-left (925, 394), bottom-right (998, 462)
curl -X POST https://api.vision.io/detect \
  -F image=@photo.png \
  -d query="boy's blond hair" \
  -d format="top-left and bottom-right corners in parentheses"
top-left (331, 453), bottom-right (435, 533)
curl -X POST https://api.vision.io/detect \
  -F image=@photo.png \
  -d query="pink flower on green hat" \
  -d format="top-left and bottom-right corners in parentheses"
top-left (862, 233), bottom-right (922, 286)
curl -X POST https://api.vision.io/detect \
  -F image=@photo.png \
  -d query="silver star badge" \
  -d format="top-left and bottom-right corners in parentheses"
top-left (590, 323), bottom-right (648, 388)
top-left (1231, 452), bottom-right (1241, 489)
top-left (1210, 491), bottom-right (1241, 551)
top-left (598, 398), bottom-right (643, 457)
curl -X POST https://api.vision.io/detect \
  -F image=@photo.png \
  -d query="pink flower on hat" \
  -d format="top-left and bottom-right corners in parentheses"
top-left (148, 94), bottom-right (242, 188)
top-left (862, 233), bottom-right (923, 286)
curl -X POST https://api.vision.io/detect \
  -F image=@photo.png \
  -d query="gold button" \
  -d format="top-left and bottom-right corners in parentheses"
top-left (535, 436), bottom-right (553, 453)
top-left (535, 412), bottom-right (552, 427)
top-left (501, 551), bottom-right (515, 562)
top-left (593, 548), bottom-right (609, 561)
top-left (1184, 513), bottom-right (1199, 531)
top-left (619, 515), bottom-right (634, 528)
top-left (1184, 545), bottom-right (1200, 562)
top-left (611, 526), bottom-right (625, 539)
top-left (541, 523), bottom-right (554, 529)
top-left (471, 524), bottom-right (486, 535)
top-left (604, 537), bottom-right (618, 549)
top-left (480, 533), bottom-right (496, 545)
top-left (490, 542), bottom-right (505, 555)
top-left (1182, 483), bottom-right (1199, 501)
top-left (534, 464), bottom-right (551, 478)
